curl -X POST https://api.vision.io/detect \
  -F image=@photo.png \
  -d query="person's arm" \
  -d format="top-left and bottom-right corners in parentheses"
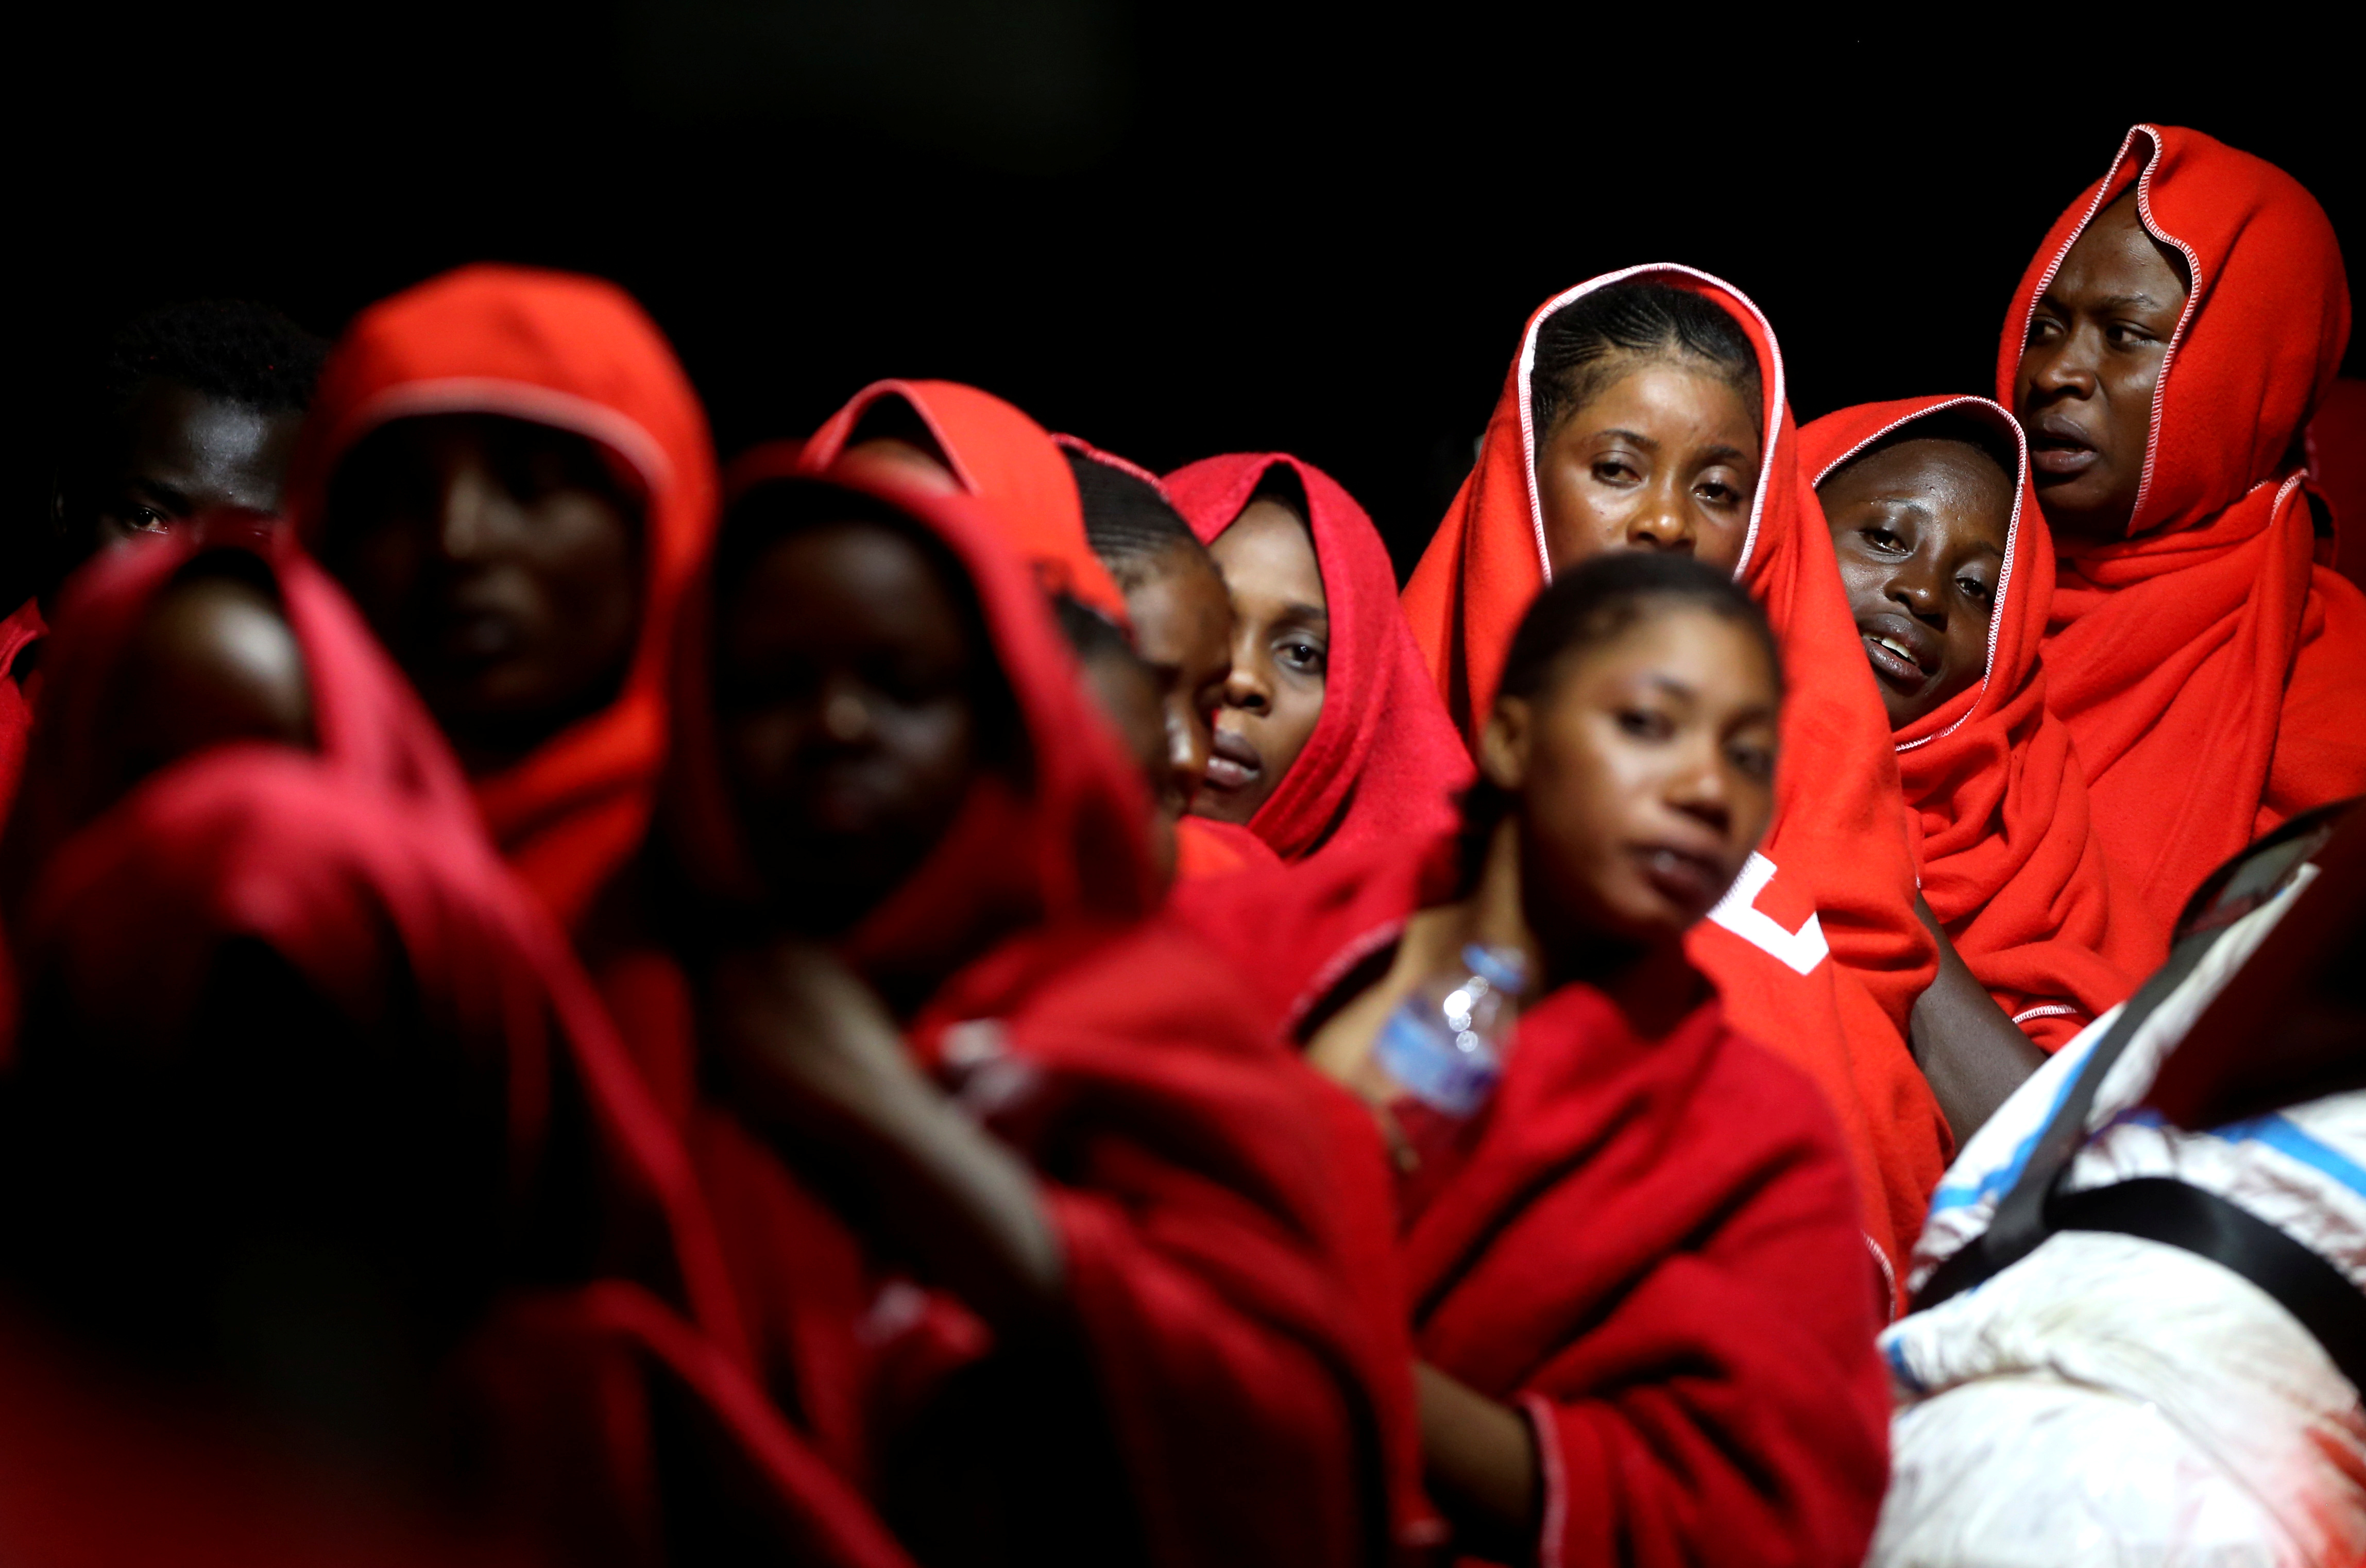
top-left (704, 938), bottom-right (1066, 1338)
top-left (1416, 1361), bottom-right (1540, 1564)
top-left (1909, 894), bottom-right (2046, 1143)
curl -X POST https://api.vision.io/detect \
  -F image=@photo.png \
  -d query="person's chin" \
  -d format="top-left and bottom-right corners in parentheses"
top-left (2033, 471), bottom-right (2134, 535)
top-left (1187, 788), bottom-right (1260, 826)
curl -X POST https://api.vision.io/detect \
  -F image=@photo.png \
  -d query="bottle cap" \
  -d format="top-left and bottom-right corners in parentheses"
top-left (1461, 943), bottom-right (1527, 995)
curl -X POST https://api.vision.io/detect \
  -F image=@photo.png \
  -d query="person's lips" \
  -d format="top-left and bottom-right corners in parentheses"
top-left (431, 605), bottom-right (522, 665)
top-left (2028, 411), bottom-right (2100, 478)
top-left (1630, 842), bottom-right (1726, 913)
top-left (1203, 726), bottom-right (1263, 793)
top-left (1858, 611), bottom-right (1939, 695)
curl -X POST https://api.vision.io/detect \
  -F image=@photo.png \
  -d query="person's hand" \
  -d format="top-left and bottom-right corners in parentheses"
top-left (704, 934), bottom-right (936, 1146)
top-left (702, 932), bottom-right (1066, 1333)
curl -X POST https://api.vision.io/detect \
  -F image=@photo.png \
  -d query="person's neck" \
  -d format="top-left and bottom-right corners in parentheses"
top-left (1453, 816), bottom-right (1703, 1037)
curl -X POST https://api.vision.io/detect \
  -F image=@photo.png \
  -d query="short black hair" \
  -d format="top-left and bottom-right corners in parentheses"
top-left (1816, 408), bottom-right (2020, 495)
top-left (1499, 550), bottom-right (1779, 705)
top-left (1064, 450), bottom-right (1213, 592)
top-left (94, 298), bottom-right (328, 423)
top-left (1530, 282), bottom-right (1762, 443)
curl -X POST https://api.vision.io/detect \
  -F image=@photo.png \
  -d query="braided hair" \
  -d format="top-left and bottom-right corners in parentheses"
top-left (1529, 282), bottom-right (1761, 442)
top-left (1064, 450), bottom-right (1216, 592)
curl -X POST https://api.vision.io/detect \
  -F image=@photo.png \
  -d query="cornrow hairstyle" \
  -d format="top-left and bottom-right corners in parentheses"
top-left (1063, 449), bottom-right (1215, 592)
top-left (1458, 551), bottom-right (1781, 880)
top-left (1815, 408), bottom-right (2020, 495)
top-left (95, 299), bottom-right (329, 423)
top-left (1529, 282), bottom-right (1763, 444)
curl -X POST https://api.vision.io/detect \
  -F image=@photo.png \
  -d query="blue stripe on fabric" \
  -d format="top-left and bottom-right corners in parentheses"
top-left (2209, 1113), bottom-right (2366, 1200)
top-left (1881, 1334), bottom-right (1925, 1397)
top-left (1927, 1044), bottom-right (2097, 1214)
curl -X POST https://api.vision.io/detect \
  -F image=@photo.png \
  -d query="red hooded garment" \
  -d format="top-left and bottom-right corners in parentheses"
top-left (0, 526), bottom-right (905, 1568)
top-left (595, 458), bottom-right (1434, 1566)
top-left (1173, 834), bottom-right (1891, 1568)
top-left (285, 264), bottom-right (719, 935)
top-left (1799, 396), bottom-right (2143, 1050)
top-left (2002, 124), bottom-right (2366, 954)
top-left (1402, 265), bottom-right (1946, 1273)
top-left (1164, 453), bottom-right (1473, 864)
top-left (794, 379), bottom-right (1129, 624)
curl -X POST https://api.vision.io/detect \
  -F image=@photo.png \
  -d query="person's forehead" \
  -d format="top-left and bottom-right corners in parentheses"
top-left (120, 381), bottom-right (294, 477)
top-left (1834, 439), bottom-right (2008, 512)
top-left (1212, 505), bottom-right (1324, 596)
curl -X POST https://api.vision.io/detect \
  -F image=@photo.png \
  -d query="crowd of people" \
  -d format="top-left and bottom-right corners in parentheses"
top-left (0, 119), bottom-right (2361, 1567)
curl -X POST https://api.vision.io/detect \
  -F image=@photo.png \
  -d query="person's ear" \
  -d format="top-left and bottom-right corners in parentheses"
top-left (1479, 695), bottom-right (1533, 792)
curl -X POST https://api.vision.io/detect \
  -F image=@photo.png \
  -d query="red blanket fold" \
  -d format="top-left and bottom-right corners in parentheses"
top-left (1400, 265), bottom-right (1945, 1267)
top-left (1799, 397), bottom-right (2143, 1049)
top-left (1173, 834), bottom-right (1891, 1567)
top-left (2000, 124), bottom-right (2366, 956)
top-left (286, 265), bottom-right (721, 934)
top-left (1164, 453), bottom-right (1472, 865)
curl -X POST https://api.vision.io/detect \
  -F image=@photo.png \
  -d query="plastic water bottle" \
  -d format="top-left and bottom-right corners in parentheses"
top-left (1371, 943), bottom-right (1527, 1168)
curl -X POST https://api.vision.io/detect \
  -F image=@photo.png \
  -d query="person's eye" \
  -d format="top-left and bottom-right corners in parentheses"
top-left (129, 506), bottom-right (173, 534)
top-left (1958, 575), bottom-right (1996, 608)
top-left (2027, 314), bottom-right (2064, 345)
top-left (2106, 322), bottom-right (2159, 349)
top-left (1728, 741), bottom-right (1775, 782)
top-left (1277, 639), bottom-right (1327, 675)
top-left (1696, 479), bottom-right (1741, 507)
top-left (1591, 457), bottom-right (1641, 485)
top-left (1617, 706), bottom-right (1673, 741)
top-left (1861, 526), bottom-right (1904, 554)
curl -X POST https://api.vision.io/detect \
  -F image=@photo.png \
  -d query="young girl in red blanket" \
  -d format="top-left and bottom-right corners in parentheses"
top-left (1181, 550), bottom-right (1888, 1566)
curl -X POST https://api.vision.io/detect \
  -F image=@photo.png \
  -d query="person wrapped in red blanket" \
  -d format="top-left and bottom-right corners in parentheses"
top-left (1801, 397), bottom-right (2145, 1138)
top-left (1179, 550), bottom-right (1888, 1566)
top-left (2001, 123), bottom-right (2366, 959)
top-left (1401, 266), bottom-right (1944, 1279)
top-left (589, 457), bottom-right (1428, 1565)
top-left (0, 520), bottom-right (905, 1568)
top-left (1164, 453), bottom-right (1472, 867)
top-left (287, 265), bottom-right (718, 936)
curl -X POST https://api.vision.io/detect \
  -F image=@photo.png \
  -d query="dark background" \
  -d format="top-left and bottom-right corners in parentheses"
top-left (13, 7), bottom-right (2363, 577)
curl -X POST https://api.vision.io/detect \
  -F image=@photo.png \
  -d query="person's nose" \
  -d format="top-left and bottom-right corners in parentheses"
top-left (1166, 694), bottom-right (1211, 803)
top-left (1665, 735), bottom-right (1734, 837)
top-left (433, 458), bottom-right (502, 563)
top-left (2026, 323), bottom-right (2101, 403)
top-left (1221, 640), bottom-right (1272, 714)
top-left (1890, 549), bottom-right (1947, 624)
top-left (816, 673), bottom-right (876, 746)
top-left (1624, 475), bottom-right (1698, 554)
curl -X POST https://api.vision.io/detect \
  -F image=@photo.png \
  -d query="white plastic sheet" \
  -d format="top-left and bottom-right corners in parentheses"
top-left (1868, 873), bottom-right (2366, 1567)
